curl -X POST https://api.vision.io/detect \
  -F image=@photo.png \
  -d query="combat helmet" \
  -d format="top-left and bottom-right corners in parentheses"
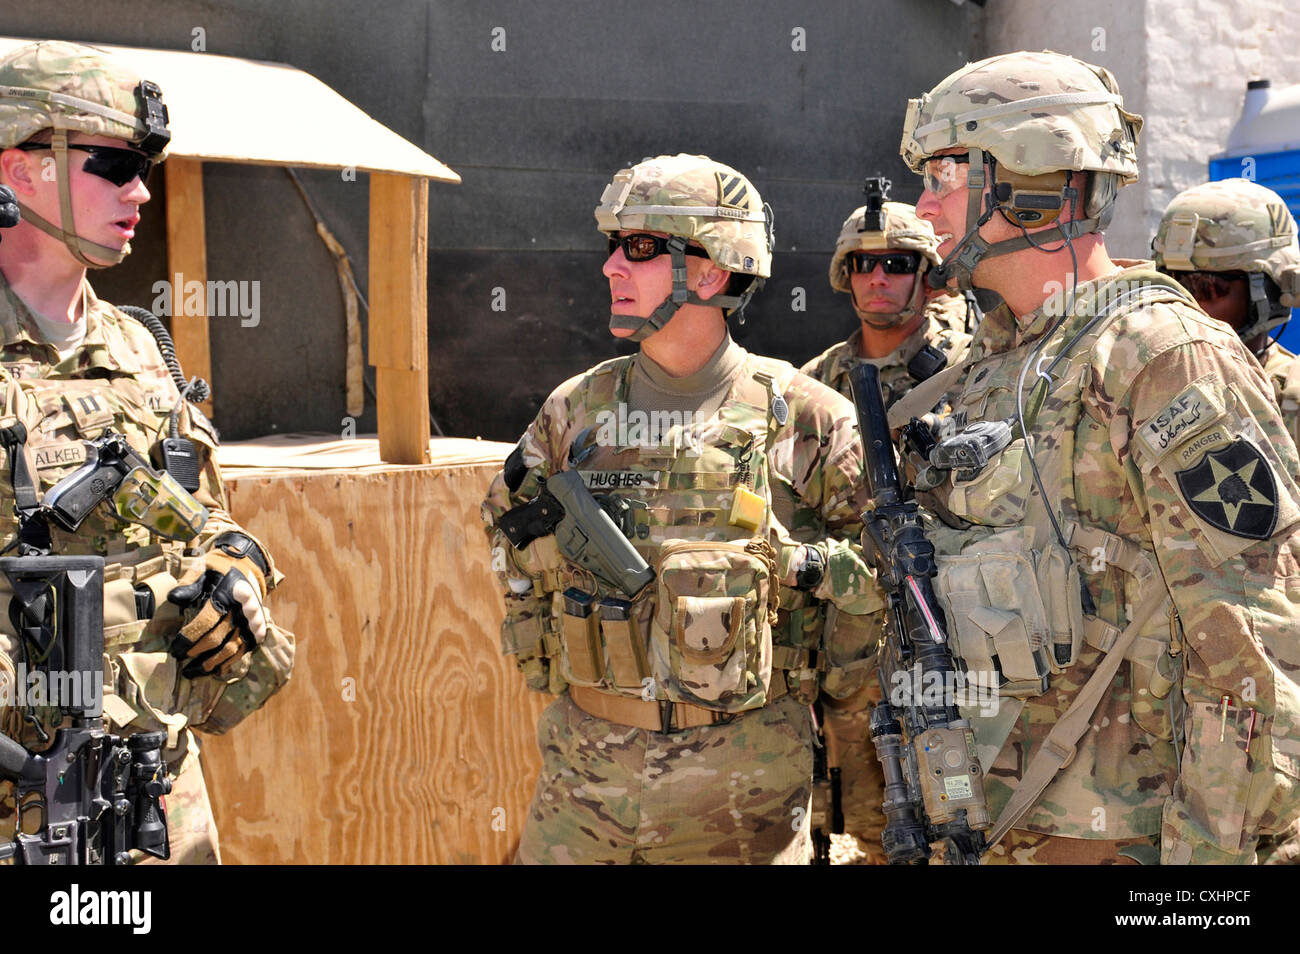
top-left (1153, 178), bottom-right (1300, 349)
top-left (595, 153), bottom-right (773, 341)
top-left (829, 176), bottom-right (941, 327)
top-left (899, 50), bottom-right (1142, 290)
top-left (0, 40), bottom-right (170, 267)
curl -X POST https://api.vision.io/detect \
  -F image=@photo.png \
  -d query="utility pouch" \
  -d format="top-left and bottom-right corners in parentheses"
top-left (560, 587), bottom-right (605, 686)
top-left (934, 526), bottom-right (1052, 698)
top-left (1035, 540), bottom-right (1085, 672)
top-left (946, 437), bottom-right (1031, 527)
top-left (649, 538), bottom-right (777, 712)
top-left (599, 597), bottom-right (649, 690)
top-left (1130, 656), bottom-right (1177, 741)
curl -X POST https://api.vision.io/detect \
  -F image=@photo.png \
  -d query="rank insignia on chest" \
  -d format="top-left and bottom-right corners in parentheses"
top-left (1175, 439), bottom-right (1278, 540)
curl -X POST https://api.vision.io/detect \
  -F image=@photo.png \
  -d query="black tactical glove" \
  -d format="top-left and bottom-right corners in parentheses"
top-left (167, 532), bottom-right (270, 678)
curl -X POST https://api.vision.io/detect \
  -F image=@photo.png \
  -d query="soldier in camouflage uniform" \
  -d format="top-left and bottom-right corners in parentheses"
top-left (803, 200), bottom-right (970, 404)
top-left (0, 41), bottom-right (295, 864)
top-left (895, 50), bottom-right (1300, 863)
top-left (1153, 178), bottom-right (1300, 865)
top-left (800, 200), bottom-right (971, 863)
top-left (1152, 179), bottom-right (1300, 451)
top-left (481, 153), bottom-right (879, 864)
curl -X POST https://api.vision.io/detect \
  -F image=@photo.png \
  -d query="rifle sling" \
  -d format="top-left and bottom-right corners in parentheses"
top-left (988, 585), bottom-right (1171, 848)
top-left (885, 359), bottom-right (970, 431)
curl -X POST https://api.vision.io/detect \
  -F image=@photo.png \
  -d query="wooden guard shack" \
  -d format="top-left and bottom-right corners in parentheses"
top-left (0, 38), bottom-right (545, 863)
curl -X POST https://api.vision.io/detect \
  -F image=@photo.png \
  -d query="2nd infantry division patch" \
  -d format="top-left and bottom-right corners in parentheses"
top-left (1175, 438), bottom-right (1279, 540)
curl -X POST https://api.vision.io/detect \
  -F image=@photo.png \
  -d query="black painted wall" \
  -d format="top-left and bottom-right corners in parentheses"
top-left (0, 1), bottom-right (980, 441)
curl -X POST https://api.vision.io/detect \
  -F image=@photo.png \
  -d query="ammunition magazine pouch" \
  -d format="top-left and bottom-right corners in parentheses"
top-left (934, 519), bottom-right (1176, 712)
top-left (558, 588), bottom-right (653, 692)
top-left (933, 526), bottom-right (1067, 698)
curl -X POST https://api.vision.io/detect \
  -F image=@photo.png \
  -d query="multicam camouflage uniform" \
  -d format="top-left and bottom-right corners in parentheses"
top-left (802, 302), bottom-right (970, 408)
top-left (482, 155), bottom-right (879, 864)
top-left (899, 51), bottom-right (1300, 864)
top-left (0, 41), bottom-right (294, 865)
top-left (1260, 344), bottom-right (1300, 453)
top-left (1153, 178), bottom-right (1300, 864)
top-left (800, 202), bottom-right (971, 864)
top-left (0, 279), bottom-right (295, 865)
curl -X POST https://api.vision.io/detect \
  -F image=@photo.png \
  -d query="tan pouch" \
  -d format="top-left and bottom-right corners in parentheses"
top-left (1035, 540), bottom-right (1085, 672)
top-left (111, 651), bottom-right (190, 749)
top-left (599, 598), bottom-right (649, 690)
top-left (935, 526), bottom-right (1052, 698)
top-left (650, 538), bottom-right (776, 712)
top-left (947, 438), bottom-right (1032, 527)
top-left (560, 588), bottom-right (605, 686)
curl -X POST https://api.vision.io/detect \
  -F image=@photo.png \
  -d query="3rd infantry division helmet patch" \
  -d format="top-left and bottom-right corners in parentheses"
top-left (1175, 439), bottom-right (1279, 539)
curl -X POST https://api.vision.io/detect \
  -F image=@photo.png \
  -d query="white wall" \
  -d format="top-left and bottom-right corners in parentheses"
top-left (979, 0), bottom-right (1300, 259)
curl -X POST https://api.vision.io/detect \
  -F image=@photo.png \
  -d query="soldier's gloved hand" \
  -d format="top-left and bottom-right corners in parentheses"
top-left (167, 532), bottom-right (270, 678)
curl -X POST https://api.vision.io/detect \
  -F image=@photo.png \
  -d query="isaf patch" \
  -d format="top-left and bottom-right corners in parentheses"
top-left (1175, 438), bottom-right (1278, 540)
top-left (1137, 380), bottom-right (1223, 459)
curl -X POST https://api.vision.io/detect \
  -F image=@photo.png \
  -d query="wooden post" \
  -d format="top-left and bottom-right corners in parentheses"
top-left (369, 173), bottom-right (431, 465)
top-left (164, 158), bottom-right (214, 420)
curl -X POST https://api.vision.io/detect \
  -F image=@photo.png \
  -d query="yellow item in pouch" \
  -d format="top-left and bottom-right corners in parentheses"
top-left (729, 484), bottom-right (766, 530)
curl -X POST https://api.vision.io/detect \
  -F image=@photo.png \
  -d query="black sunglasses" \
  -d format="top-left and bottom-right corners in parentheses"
top-left (14, 142), bottom-right (154, 187)
top-left (848, 251), bottom-right (922, 275)
top-left (608, 233), bottom-right (711, 263)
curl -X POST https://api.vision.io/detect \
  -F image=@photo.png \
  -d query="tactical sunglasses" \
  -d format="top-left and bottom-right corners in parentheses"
top-left (1164, 269), bottom-right (1247, 301)
top-left (608, 233), bottom-right (711, 262)
top-left (920, 154), bottom-right (970, 197)
top-left (848, 251), bottom-right (923, 275)
top-left (14, 142), bottom-right (154, 187)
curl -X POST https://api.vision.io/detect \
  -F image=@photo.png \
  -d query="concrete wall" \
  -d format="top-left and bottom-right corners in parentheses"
top-left (0, 0), bottom-right (981, 442)
top-left (422, 1), bottom-right (981, 442)
top-left (979, 0), bottom-right (1300, 260)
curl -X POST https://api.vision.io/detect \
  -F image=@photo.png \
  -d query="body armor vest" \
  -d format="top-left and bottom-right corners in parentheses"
top-left (550, 353), bottom-right (821, 712)
top-left (929, 272), bottom-right (1197, 784)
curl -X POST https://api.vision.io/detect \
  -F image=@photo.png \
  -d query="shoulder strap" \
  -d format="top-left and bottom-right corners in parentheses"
top-left (886, 358), bottom-right (969, 429)
top-left (988, 555), bottom-right (1170, 847)
top-left (748, 357), bottom-right (798, 540)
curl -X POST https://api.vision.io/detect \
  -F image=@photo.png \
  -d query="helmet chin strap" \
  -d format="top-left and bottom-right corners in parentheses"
top-left (608, 236), bottom-right (757, 342)
top-left (16, 128), bottom-right (130, 269)
top-left (1239, 272), bottom-right (1290, 355)
top-left (926, 149), bottom-right (1102, 293)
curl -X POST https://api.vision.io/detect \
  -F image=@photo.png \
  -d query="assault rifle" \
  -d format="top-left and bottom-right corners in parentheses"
top-left (0, 423), bottom-right (173, 864)
top-left (849, 362), bottom-right (990, 865)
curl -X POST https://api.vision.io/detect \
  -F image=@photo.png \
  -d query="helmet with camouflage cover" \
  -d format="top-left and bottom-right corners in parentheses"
top-left (0, 40), bottom-right (170, 267)
top-left (1152, 178), bottom-right (1300, 346)
top-left (829, 199), bottom-right (940, 326)
top-left (595, 153), bottom-right (773, 341)
top-left (899, 50), bottom-right (1142, 290)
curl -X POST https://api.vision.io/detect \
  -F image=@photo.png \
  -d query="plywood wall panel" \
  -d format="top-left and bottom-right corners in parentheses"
top-left (200, 462), bottom-right (548, 864)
